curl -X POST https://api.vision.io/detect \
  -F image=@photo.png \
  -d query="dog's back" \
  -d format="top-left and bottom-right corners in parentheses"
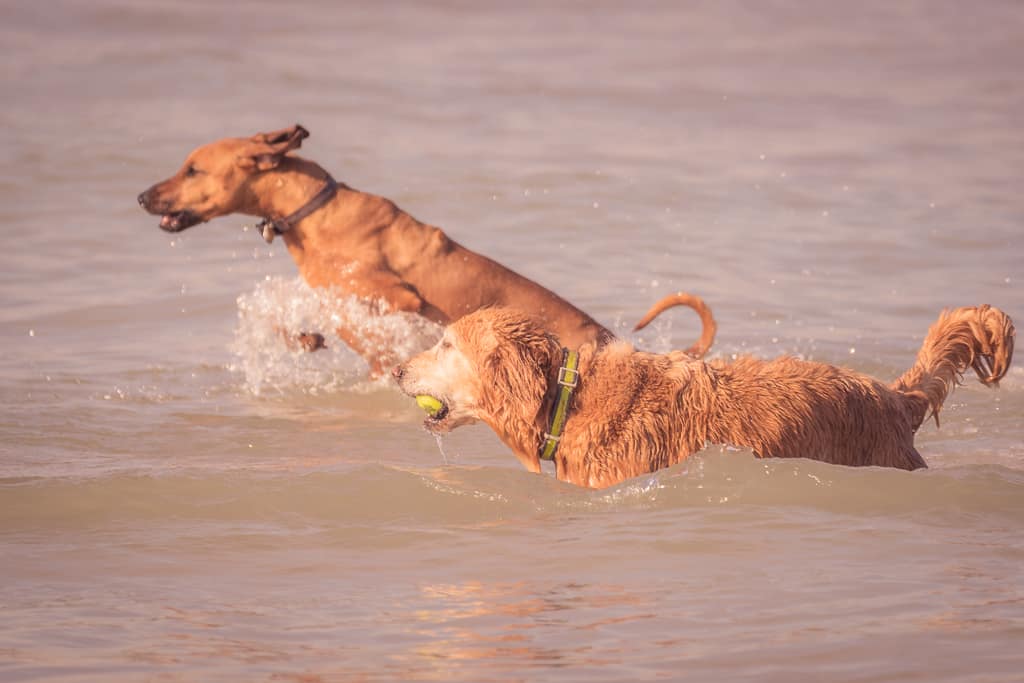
top-left (705, 355), bottom-right (928, 469)
top-left (698, 305), bottom-right (1014, 470)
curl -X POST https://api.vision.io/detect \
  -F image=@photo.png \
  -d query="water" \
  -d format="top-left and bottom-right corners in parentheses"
top-left (2, 1), bottom-right (1023, 681)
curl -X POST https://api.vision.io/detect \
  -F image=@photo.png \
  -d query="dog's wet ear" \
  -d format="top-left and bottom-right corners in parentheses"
top-left (238, 124), bottom-right (309, 171)
top-left (477, 313), bottom-right (558, 427)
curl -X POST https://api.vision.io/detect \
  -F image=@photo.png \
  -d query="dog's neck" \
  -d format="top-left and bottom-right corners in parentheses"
top-left (245, 157), bottom-right (335, 223)
top-left (527, 343), bottom-right (596, 478)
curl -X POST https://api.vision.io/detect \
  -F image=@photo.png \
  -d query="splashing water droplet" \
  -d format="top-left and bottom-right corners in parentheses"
top-left (433, 433), bottom-right (449, 465)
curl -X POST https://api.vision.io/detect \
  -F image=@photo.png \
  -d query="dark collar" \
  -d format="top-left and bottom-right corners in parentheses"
top-left (539, 348), bottom-right (580, 461)
top-left (257, 174), bottom-right (338, 243)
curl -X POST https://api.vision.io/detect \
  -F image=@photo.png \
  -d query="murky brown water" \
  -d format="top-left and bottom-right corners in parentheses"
top-left (2, 1), bottom-right (1023, 681)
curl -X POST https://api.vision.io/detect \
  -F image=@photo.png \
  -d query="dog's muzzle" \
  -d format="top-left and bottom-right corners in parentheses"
top-left (138, 189), bottom-right (203, 232)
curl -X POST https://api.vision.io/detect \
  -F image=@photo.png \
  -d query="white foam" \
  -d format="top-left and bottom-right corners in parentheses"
top-left (228, 276), bottom-right (442, 395)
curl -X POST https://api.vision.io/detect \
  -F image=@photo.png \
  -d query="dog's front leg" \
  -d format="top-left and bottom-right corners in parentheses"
top-left (331, 325), bottom-right (402, 378)
top-left (328, 279), bottom-right (433, 377)
top-left (320, 270), bottom-right (447, 376)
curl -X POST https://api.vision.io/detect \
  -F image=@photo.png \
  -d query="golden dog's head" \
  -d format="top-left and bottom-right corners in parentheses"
top-left (394, 308), bottom-right (561, 436)
top-left (137, 124), bottom-right (309, 232)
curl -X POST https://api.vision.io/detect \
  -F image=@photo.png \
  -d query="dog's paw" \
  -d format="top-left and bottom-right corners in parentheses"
top-left (295, 332), bottom-right (327, 352)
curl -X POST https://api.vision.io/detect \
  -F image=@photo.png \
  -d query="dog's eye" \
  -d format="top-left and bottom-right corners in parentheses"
top-left (185, 164), bottom-right (199, 177)
top-left (440, 339), bottom-right (452, 350)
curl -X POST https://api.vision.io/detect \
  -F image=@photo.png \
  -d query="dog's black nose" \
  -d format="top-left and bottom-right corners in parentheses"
top-left (137, 190), bottom-right (149, 207)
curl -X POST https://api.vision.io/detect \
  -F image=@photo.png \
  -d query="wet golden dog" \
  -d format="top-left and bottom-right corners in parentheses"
top-left (138, 124), bottom-right (712, 375)
top-left (394, 304), bottom-right (1014, 488)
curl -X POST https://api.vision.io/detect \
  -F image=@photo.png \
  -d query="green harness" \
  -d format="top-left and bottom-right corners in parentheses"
top-left (539, 349), bottom-right (580, 461)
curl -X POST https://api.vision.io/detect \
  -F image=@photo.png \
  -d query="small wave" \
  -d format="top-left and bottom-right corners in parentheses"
top-left (0, 465), bottom-right (545, 532)
top-left (4, 454), bottom-right (1022, 533)
top-left (632, 449), bottom-right (1024, 521)
top-left (228, 276), bottom-right (442, 395)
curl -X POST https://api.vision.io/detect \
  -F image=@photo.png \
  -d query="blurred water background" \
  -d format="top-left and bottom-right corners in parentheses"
top-left (1, 1), bottom-right (1022, 681)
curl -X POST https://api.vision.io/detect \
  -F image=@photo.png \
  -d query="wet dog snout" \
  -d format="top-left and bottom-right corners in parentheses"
top-left (391, 364), bottom-right (405, 381)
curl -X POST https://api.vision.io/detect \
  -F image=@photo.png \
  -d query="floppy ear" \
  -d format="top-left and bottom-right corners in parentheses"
top-left (237, 124), bottom-right (309, 171)
top-left (478, 320), bottom-right (559, 431)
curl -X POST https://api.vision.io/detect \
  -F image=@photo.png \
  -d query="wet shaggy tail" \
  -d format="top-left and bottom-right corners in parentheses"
top-left (633, 291), bottom-right (718, 358)
top-left (891, 304), bottom-right (1015, 430)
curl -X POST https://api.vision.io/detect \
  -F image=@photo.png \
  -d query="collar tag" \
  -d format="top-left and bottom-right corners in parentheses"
top-left (259, 219), bottom-right (280, 243)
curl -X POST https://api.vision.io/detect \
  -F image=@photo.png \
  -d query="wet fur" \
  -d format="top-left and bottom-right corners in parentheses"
top-left (396, 305), bottom-right (1014, 488)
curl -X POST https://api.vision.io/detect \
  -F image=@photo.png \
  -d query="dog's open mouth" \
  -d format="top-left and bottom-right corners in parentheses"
top-left (159, 211), bottom-right (202, 232)
top-left (412, 394), bottom-right (450, 431)
top-left (425, 402), bottom-right (449, 427)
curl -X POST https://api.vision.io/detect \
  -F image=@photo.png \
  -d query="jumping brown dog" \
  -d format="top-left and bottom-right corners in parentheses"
top-left (138, 125), bottom-right (714, 375)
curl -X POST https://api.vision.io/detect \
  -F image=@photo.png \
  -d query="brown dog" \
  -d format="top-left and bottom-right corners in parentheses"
top-left (394, 304), bottom-right (1014, 488)
top-left (138, 125), bottom-right (713, 374)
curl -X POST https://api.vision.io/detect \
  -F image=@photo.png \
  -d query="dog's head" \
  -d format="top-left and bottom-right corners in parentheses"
top-left (137, 124), bottom-right (309, 232)
top-left (394, 308), bottom-right (561, 438)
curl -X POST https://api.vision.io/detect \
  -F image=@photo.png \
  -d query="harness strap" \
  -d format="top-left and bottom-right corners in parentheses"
top-left (257, 175), bottom-right (338, 243)
top-left (539, 348), bottom-right (580, 461)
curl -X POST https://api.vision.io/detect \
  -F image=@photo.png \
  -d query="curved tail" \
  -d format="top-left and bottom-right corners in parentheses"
top-left (891, 304), bottom-right (1015, 430)
top-left (633, 291), bottom-right (717, 358)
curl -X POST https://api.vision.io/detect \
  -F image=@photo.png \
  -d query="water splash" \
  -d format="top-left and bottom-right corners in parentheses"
top-left (228, 276), bottom-right (442, 395)
top-left (433, 433), bottom-right (450, 465)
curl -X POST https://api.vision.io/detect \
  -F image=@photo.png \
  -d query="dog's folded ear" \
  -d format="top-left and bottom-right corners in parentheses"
top-left (238, 124), bottom-right (310, 172)
top-left (256, 124), bottom-right (309, 147)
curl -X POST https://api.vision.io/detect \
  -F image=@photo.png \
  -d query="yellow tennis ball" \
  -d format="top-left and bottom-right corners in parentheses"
top-left (415, 394), bottom-right (443, 417)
